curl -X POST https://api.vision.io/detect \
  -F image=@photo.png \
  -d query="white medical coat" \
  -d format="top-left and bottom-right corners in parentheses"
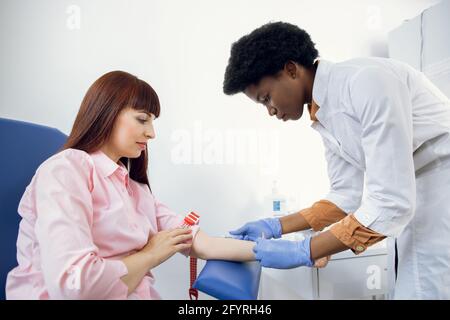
top-left (312, 58), bottom-right (450, 299)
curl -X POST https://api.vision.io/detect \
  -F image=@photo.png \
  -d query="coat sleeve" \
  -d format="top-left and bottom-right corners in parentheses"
top-left (350, 67), bottom-right (416, 237)
top-left (322, 136), bottom-right (365, 214)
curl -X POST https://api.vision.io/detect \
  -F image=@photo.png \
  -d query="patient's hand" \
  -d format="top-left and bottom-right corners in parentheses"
top-left (313, 255), bottom-right (331, 268)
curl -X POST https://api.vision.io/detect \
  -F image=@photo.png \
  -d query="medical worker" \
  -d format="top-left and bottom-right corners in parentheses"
top-left (225, 22), bottom-right (450, 299)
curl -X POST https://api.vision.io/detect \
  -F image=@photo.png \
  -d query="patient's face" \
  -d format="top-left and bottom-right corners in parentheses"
top-left (102, 107), bottom-right (156, 163)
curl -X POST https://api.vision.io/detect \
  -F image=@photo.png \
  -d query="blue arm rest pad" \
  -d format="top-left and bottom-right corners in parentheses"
top-left (193, 260), bottom-right (261, 300)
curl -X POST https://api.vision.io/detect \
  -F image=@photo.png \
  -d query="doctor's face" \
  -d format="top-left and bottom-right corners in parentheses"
top-left (244, 62), bottom-right (313, 122)
top-left (102, 107), bottom-right (156, 162)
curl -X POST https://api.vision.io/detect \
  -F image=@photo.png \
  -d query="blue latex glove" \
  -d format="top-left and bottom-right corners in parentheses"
top-left (253, 237), bottom-right (314, 269)
top-left (229, 218), bottom-right (282, 241)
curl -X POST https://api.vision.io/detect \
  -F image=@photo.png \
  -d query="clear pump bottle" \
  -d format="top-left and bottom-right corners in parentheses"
top-left (270, 180), bottom-right (286, 217)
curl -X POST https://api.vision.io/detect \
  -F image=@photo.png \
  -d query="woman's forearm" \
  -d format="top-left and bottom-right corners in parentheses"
top-left (191, 230), bottom-right (256, 261)
top-left (120, 251), bottom-right (156, 295)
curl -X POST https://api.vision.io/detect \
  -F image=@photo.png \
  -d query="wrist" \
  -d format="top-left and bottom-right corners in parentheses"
top-left (138, 250), bottom-right (159, 269)
top-left (297, 237), bottom-right (314, 267)
top-left (268, 217), bottom-right (282, 238)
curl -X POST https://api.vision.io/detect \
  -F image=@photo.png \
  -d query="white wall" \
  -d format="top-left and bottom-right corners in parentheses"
top-left (0, 0), bottom-right (441, 299)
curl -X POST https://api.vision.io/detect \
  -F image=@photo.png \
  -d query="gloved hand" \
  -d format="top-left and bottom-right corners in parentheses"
top-left (229, 218), bottom-right (282, 241)
top-left (253, 237), bottom-right (314, 269)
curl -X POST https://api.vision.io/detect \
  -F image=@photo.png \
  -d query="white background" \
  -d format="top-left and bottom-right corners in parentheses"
top-left (0, 0), bottom-right (442, 299)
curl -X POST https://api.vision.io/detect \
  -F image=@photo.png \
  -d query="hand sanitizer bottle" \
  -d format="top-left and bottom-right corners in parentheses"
top-left (271, 180), bottom-right (286, 217)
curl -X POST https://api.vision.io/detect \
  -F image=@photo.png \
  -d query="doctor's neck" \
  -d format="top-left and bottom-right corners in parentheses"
top-left (302, 59), bottom-right (319, 106)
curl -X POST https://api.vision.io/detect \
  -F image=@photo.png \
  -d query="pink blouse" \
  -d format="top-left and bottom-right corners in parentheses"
top-left (6, 148), bottom-right (198, 300)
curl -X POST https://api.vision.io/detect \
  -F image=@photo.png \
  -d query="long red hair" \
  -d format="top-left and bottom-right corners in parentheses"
top-left (61, 71), bottom-right (160, 190)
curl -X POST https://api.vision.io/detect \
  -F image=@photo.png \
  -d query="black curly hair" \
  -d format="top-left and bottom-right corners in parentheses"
top-left (223, 21), bottom-right (319, 95)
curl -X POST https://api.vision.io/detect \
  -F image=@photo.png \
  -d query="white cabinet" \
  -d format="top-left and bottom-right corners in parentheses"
top-left (258, 263), bottom-right (316, 300)
top-left (312, 242), bottom-right (388, 299)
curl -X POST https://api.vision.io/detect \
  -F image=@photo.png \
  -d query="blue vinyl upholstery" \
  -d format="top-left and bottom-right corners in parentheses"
top-left (0, 118), bottom-right (67, 300)
top-left (193, 260), bottom-right (261, 300)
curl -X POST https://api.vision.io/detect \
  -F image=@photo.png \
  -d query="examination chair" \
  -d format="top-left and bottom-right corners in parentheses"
top-left (0, 118), bottom-right (67, 300)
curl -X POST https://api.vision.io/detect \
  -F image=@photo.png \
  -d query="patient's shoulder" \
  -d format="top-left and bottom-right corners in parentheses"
top-left (36, 148), bottom-right (94, 179)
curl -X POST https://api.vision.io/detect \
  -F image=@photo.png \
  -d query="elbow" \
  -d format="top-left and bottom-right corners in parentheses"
top-left (49, 276), bottom-right (121, 300)
top-left (402, 200), bottom-right (416, 225)
top-left (391, 191), bottom-right (416, 236)
top-left (47, 284), bottom-right (86, 300)
top-left (48, 269), bottom-right (94, 300)
top-left (47, 256), bottom-right (128, 300)
top-left (401, 176), bottom-right (417, 219)
top-left (402, 188), bottom-right (416, 220)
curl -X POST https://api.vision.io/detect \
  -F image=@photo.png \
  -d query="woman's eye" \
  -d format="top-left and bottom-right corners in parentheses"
top-left (137, 118), bottom-right (147, 123)
top-left (263, 95), bottom-right (270, 103)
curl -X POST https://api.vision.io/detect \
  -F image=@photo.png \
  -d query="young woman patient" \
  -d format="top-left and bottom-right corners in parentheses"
top-left (5, 71), bottom-right (256, 300)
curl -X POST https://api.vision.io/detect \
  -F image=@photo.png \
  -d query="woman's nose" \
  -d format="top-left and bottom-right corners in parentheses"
top-left (146, 126), bottom-right (156, 139)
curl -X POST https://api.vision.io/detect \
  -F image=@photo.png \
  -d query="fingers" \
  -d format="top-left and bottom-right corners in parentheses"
top-left (313, 259), bottom-right (324, 268)
top-left (229, 225), bottom-right (247, 235)
top-left (255, 237), bottom-right (265, 245)
top-left (174, 243), bottom-right (192, 252)
top-left (253, 247), bottom-right (262, 261)
top-left (169, 228), bottom-right (193, 236)
top-left (313, 256), bottom-right (331, 268)
top-left (172, 233), bottom-right (193, 244)
top-left (230, 234), bottom-right (256, 241)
